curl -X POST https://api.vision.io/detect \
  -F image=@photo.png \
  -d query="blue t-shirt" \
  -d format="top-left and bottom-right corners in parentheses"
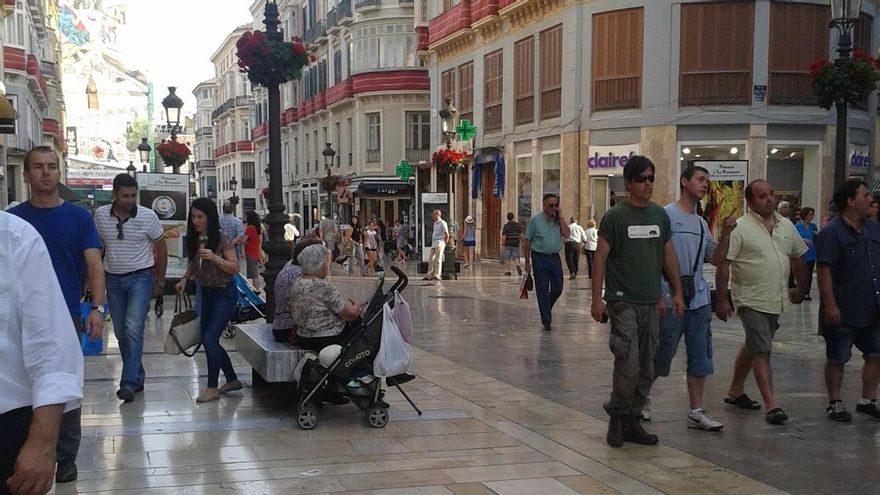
top-left (795, 221), bottom-right (817, 262)
top-left (9, 200), bottom-right (102, 315)
top-left (660, 203), bottom-right (716, 310)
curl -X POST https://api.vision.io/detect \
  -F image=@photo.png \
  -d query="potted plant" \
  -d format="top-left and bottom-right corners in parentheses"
top-left (156, 139), bottom-right (191, 169)
top-left (810, 49), bottom-right (880, 110)
top-left (236, 31), bottom-right (314, 88)
top-left (432, 147), bottom-right (468, 175)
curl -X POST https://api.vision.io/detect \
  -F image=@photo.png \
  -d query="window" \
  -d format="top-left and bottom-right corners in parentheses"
top-left (333, 50), bottom-right (343, 84)
top-left (294, 137), bottom-right (300, 176)
top-left (366, 113), bottom-right (381, 162)
top-left (484, 50), bottom-right (503, 132)
top-left (334, 121), bottom-right (341, 167)
top-left (350, 24), bottom-right (417, 73)
top-left (514, 37), bottom-right (534, 125)
top-left (441, 69), bottom-right (456, 106)
top-left (347, 117), bottom-right (353, 167)
top-left (542, 152), bottom-right (560, 197)
top-left (592, 8), bottom-right (643, 111)
top-left (242, 120), bottom-right (250, 140)
top-left (768, 3), bottom-right (829, 106)
top-left (680, 2), bottom-right (754, 106)
top-left (457, 62), bottom-right (474, 123)
top-left (406, 112), bottom-right (430, 149)
top-left (540, 25), bottom-right (562, 119)
top-left (243, 198), bottom-right (257, 212)
top-left (517, 155), bottom-right (532, 223)
top-left (242, 161), bottom-right (256, 188)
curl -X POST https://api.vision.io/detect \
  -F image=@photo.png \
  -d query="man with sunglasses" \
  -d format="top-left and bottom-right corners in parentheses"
top-left (591, 155), bottom-right (684, 447)
top-left (523, 193), bottom-right (570, 331)
top-left (94, 174), bottom-right (167, 403)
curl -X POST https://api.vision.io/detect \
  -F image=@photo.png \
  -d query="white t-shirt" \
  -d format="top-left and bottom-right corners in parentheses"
top-left (94, 204), bottom-right (164, 274)
top-left (432, 218), bottom-right (449, 248)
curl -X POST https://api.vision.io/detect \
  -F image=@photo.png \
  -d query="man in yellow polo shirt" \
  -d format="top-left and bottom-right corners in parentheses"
top-left (715, 179), bottom-right (808, 425)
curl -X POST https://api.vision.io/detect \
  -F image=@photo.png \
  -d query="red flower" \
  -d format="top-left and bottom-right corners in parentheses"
top-left (309, 54), bottom-right (317, 62)
top-left (293, 42), bottom-right (306, 55)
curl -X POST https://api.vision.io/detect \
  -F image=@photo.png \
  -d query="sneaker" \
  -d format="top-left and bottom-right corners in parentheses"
top-left (623, 416), bottom-right (659, 445)
top-left (687, 409), bottom-right (723, 431)
top-left (856, 401), bottom-right (880, 420)
top-left (116, 387), bottom-right (135, 403)
top-left (826, 401), bottom-right (852, 422)
top-left (55, 460), bottom-right (77, 483)
top-left (505, 271), bottom-right (512, 276)
top-left (641, 398), bottom-right (652, 421)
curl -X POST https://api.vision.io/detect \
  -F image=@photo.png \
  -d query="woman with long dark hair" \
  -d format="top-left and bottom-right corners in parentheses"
top-left (244, 210), bottom-right (263, 291)
top-left (347, 215), bottom-right (366, 276)
top-left (175, 198), bottom-right (241, 402)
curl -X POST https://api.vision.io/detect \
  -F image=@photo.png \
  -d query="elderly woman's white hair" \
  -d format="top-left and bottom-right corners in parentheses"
top-left (298, 243), bottom-right (330, 275)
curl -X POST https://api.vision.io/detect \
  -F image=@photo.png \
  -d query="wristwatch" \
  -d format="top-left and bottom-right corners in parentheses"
top-left (91, 305), bottom-right (106, 315)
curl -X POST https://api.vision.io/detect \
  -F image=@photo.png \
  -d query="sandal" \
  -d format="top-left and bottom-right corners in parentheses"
top-left (724, 393), bottom-right (761, 410)
top-left (765, 407), bottom-right (789, 425)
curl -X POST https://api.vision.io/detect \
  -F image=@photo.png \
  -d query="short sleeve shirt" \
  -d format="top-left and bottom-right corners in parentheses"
top-left (244, 225), bottom-right (261, 259)
top-left (190, 234), bottom-right (234, 287)
top-left (290, 277), bottom-right (347, 338)
top-left (525, 213), bottom-right (563, 254)
top-left (432, 219), bottom-right (449, 241)
top-left (219, 214), bottom-right (244, 257)
top-left (501, 221), bottom-right (522, 247)
top-left (660, 203), bottom-right (717, 310)
top-left (795, 222), bottom-right (818, 262)
top-left (599, 201), bottom-right (671, 304)
top-left (94, 204), bottom-right (164, 275)
top-left (272, 261), bottom-right (302, 330)
top-left (726, 211), bottom-right (808, 314)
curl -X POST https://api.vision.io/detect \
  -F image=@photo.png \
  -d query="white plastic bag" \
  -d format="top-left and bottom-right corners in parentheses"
top-left (374, 302), bottom-right (412, 377)
top-left (392, 291), bottom-right (413, 343)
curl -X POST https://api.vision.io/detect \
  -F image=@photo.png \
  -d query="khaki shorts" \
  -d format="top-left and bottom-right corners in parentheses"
top-left (738, 306), bottom-right (779, 353)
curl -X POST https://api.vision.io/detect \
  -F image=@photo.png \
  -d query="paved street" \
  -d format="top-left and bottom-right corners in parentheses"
top-left (60, 260), bottom-right (879, 494)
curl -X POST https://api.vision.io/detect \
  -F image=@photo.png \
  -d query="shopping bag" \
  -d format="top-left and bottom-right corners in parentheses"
top-left (374, 302), bottom-right (412, 377)
top-left (519, 272), bottom-right (532, 300)
top-left (392, 291), bottom-right (413, 343)
top-left (79, 301), bottom-right (105, 355)
top-left (164, 293), bottom-right (202, 357)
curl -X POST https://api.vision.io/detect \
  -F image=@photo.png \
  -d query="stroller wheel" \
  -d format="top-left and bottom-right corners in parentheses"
top-left (366, 405), bottom-right (389, 428)
top-left (223, 322), bottom-right (236, 339)
top-left (297, 403), bottom-right (319, 430)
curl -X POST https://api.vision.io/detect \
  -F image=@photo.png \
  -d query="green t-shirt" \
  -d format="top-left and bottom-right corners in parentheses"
top-left (599, 201), bottom-right (671, 304)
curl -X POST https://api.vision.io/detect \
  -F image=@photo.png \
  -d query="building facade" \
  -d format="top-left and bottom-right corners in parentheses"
top-left (192, 79), bottom-right (216, 201)
top-left (426, 0), bottom-right (879, 259)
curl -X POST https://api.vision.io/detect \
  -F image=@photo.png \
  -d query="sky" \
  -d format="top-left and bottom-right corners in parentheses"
top-left (114, 0), bottom-right (254, 118)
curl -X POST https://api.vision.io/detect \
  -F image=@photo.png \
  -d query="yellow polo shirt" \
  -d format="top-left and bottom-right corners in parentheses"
top-left (727, 211), bottom-right (808, 315)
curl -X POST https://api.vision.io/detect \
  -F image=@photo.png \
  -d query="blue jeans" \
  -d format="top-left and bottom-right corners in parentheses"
top-left (532, 252), bottom-right (563, 325)
top-left (347, 243), bottom-right (366, 276)
top-left (654, 304), bottom-right (714, 377)
top-left (201, 283), bottom-right (238, 388)
top-left (106, 269), bottom-right (153, 390)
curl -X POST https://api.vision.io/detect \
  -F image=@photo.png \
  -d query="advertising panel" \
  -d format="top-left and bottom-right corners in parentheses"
top-left (137, 173), bottom-right (189, 279)
top-left (693, 160), bottom-right (747, 290)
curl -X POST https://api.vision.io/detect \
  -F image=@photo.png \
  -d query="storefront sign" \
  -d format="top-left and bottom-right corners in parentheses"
top-left (586, 144), bottom-right (640, 176)
top-left (849, 149), bottom-right (871, 170)
top-left (694, 160), bottom-right (747, 239)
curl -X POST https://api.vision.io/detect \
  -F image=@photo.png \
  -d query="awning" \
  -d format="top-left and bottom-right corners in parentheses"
top-left (873, 178), bottom-right (880, 192)
top-left (0, 95), bottom-right (17, 134)
top-left (471, 148), bottom-right (505, 199)
top-left (59, 182), bottom-right (84, 202)
top-left (347, 176), bottom-right (412, 196)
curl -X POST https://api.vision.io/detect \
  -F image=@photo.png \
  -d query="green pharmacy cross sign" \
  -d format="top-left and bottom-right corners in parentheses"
top-left (456, 119), bottom-right (477, 141)
top-left (395, 160), bottom-right (413, 181)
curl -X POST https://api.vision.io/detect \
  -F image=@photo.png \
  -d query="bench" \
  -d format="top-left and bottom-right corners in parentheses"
top-left (234, 322), bottom-right (308, 386)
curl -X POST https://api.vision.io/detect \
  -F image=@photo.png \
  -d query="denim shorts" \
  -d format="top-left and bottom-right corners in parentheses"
top-left (654, 304), bottom-right (713, 377)
top-left (462, 239), bottom-right (476, 247)
top-left (502, 246), bottom-right (519, 261)
top-left (823, 324), bottom-right (880, 364)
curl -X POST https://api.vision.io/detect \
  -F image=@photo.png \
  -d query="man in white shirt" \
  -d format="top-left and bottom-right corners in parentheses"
top-left (423, 210), bottom-right (449, 281)
top-left (565, 217), bottom-right (586, 280)
top-left (0, 212), bottom-right (83, 495)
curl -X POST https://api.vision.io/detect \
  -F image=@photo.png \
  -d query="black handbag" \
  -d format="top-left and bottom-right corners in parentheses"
top-left (680, 222), bottom-right (703, 306)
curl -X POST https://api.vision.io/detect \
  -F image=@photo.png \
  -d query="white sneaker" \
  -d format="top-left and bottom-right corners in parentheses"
top-left (641, 398), bottom-right (652, 421)
top-left (687, 409), bottom-right (723, 431)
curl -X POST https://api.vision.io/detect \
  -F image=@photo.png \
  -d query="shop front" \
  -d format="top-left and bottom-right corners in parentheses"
top-left (350, 176), bottom-right (414, 229)
top-left (471, 148), bottom-right (505, 259)
top-left (587, 143), bottom-right (640, 224)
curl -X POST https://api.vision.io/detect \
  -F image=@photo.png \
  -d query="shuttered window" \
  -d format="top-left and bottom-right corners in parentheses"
top-left (484, 50), bottom-right (503, 132)
top-left (592, 8), bottom-right (642, 111)
top-left (679, 2), bottom-right (754, 106)
top-left (539, 25), bottom-right (562, 119)
top-left (514, 37), bottom-right (534, 125)
top-left (852, 14), bottom-right (874, 110)
top-left (458, 62), bottom-right (474, 124)
top-left (441, 68), bottom-right (456, 107)
top-left (768, 2), bottom-right (828, 105)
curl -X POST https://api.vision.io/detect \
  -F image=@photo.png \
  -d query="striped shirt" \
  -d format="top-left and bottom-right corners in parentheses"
top-left (94, 204), bottom-right (164, 275)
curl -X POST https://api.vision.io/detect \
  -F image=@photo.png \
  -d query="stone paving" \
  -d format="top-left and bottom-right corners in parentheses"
top-left (57, 259), bottom-right (880, 494)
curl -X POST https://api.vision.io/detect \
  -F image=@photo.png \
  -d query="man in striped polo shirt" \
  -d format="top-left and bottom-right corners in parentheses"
top-left (94, 174), bottom-right (167, 403)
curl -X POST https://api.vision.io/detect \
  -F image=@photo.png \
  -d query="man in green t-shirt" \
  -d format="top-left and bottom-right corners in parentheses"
top-left (591, 155), bottom-right (684, 448)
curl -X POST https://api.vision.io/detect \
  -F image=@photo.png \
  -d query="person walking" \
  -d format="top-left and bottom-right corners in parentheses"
top-left (590, 155), bottom-right (684, 447)
top-left (795, 207), bottom-right (818, 300)
top-left (8, 146), bottom-right (105, 483)
top-left (0, 212), bottom-right (84, 495)
top-left (583, 219), bottom-right (598, 278)
top-left (348, 215), bottom-right (367, 276)
top-left (564, 217), bottom-right (586, 280)
top-left (318, 215), bottom-right (338, 259)
top-left (816, 179), bottom-right (880, 422)
top-left (174, 198), bottom-right (242, 403)
top-left (500, 212), bottom-right (523, 276)
top-left (715, 179), bottom-right (808, 425)
top-left (523, 193), bottom-right (570, 331)
top-left (363, 221), bottom-right (379, 276)
top-left (459, 215), bottom-right (477, 268)
top-left (423, 209), bottom-right (449, 281)
top-left (243, 210), bottom-right (263, 292)
top-left (218, 202), bottom-right (245, 261)
top-left (647, 165), bottom-right (734, 432)
top-left (94, 173), bottom-right (167, 403)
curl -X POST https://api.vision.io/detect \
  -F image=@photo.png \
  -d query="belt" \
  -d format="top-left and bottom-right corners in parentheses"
top-left (107, 266), bottom-right (152, 277)
top-left (531, 251), bottom-right (558, 257)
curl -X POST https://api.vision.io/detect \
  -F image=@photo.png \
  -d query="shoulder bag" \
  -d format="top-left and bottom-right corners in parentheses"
top-left (164, 293), bottom-right (202, 357)
top-left (680, 222), bottom-right (703, 307)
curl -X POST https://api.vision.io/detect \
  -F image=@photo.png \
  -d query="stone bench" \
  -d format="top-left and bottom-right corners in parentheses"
top-left (234, 322), bottom-right (308, 385)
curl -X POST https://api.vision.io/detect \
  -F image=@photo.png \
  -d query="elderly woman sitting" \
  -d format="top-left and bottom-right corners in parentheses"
top-left (272, 238), bottom-right (323, 343)
top-left (290, 244), bottom-right (364, 352)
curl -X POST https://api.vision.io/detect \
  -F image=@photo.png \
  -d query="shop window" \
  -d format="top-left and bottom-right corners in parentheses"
top-left (592, 8), bottom-right (643, 112)
top-left (768, 3), bottom-right (828, 106)
top-left (484, 50), bottom-right (503, 132)
top-left (514, 37), bottom-right (535, 125)
top-left (540, 25), bottom-right (562, 119)
top-left (542, 151), bottom-right (560, 197)
top-left (517, 155), bottom-right (532, 223)
top-left (679, 2), bottom-right (754, 106)
top-left (457, 62), bottom-right (474, 124)
top-left (441, 68), bottom-right (455, 107)
top-left (766, 144), bottom-right (821, 218)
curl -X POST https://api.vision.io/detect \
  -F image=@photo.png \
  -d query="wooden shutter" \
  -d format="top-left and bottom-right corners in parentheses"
top-left (458, 62), bottom-right (474, 122)
top-left (441, 69), bottom-right (456, 107)
top-left (768, 3), bottom-right (829, 105)
top-left (540, 24), bottom-right (562, 119)
top-left (514, 37), bottom-right (534, 125)
top-left (854, 13), bottom-right (873, 54)
top-left (484, 50), bottom-right (503, 132)
top-left (592, 8), bottom-right (643, 111)
top-left (679, 2), bottom-right (754, 106)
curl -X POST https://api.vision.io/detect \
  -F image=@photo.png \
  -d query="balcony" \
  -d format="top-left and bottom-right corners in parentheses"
top-left (195, 127), bottom-right (214, 139)
top-left (314, 92), bottom-right (326, 111)
top-left (211, 95), bottom-right (250, 121)
top-left (366, 149), bottom-right (381, 163)
top-left (283, 106), bottom-right (299, 125)
top-left (212, 140), bottom-right (255, 159)
top-left (405, 148), bottom-right (429, 164)
top-left (326, 78), bottom-right (353, 106)
top-left (326, 7), bottom-right (337, 30)
top-left (355, 0), bottom-right (380, 10)
top-left (471, 0), bottom-right (498, 23)
top-left (428, 1), bottom-right (472, 45)
top-left (251, 122), bottom-right (268, 140)
top-left (303, 19), bottom-right (326, 43)
top-left (338, 0), bottom-right (353, 21)
top-left (3, 46), bottom-right (25, 72)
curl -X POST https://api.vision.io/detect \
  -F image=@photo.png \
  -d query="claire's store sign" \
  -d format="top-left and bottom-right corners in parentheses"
top-left (587, 144), bottom-right (641, 176)
top-left (850, 150), bottom-right (871, 170)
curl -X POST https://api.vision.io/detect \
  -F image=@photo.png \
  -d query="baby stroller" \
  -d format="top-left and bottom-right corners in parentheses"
top-left (296, 266), bottom-right (421, 429)
top-left (224, 273), bottom-right (267, 338)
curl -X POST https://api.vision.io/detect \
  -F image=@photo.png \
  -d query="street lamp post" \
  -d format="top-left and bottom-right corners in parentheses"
top-left (830, 0), bottom-right (862, 189)
top-left (322, 143), bottom-right (336, 219)
top-left (230, 176), bottom-right (239, 216)
top-left (438, 98), bottom-right (458, 280)
top-left (161, 86), bottom-right (184, 174)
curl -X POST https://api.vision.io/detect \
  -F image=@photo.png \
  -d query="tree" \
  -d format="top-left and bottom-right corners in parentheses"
top-left (124, 118), bottom-right (149, 152)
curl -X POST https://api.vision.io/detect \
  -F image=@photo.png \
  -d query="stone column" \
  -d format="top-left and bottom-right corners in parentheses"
top-left (747, 124), bottom-right (767, 182)
top-left (640, 125), bottom-right (678, 206)
top-left (561, 130), bottom-right (580, 222)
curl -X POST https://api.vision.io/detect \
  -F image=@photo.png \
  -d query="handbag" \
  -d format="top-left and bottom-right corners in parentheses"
top-left (392, 291), bottom-right (413, 343)
top-left (680, 222), bottom-right (703, 307)
top-left (374, 302), bottom-right (413, 377)
top-left (164, 293), bottom-right (202, 357)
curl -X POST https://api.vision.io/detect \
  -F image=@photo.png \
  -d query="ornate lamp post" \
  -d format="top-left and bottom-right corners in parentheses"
top-left (161, 87), bottom-right (184, 174)
top-left (229, 176), bottom-right (239, 215)
top-left (437, 98), bottom-right (458, 280)
top-left (126, 161), bottom-right (137, 178)
top-left (322, 143), bottom-right (336, 218)
top-left (830, 0), bottom-right (862, 189)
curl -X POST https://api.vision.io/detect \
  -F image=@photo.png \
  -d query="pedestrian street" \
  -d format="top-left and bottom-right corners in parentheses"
top-left (61, 261), bottom-right (878, 494)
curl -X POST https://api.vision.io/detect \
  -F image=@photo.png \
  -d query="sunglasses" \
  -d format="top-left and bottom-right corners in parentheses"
top-left (632, 175), bottom-right (656, 184)
top-left (547, 203), bottom-right (560, 208)
top-left (116, 221), bottom-right (124, 240)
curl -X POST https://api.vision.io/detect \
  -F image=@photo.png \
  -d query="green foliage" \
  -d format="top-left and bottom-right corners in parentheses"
top-left (124, 119), bottom-right (149, 152)
top-left (811, 50), bottom-right (880, 110)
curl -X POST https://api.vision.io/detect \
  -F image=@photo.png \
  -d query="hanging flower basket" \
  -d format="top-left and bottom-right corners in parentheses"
top-left (810, 49), bottom-right (880, 110)
top-left (320, 174), bottom-right (344, 193)
top-left (432, 147), bottom-right (468, 175)
top-left (236, 31), bottom-right (312, 88)
top-left (156, 139), bottom-right (190, 168)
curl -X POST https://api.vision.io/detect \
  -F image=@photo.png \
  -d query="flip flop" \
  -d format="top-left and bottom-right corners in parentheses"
top-left (766, 407), bottom-right (789, 425)
top-left (724, 393), bottom-right (761, 410)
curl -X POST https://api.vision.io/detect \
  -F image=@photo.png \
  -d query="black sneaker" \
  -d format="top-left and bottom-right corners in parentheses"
top-left (116, 387), bottom-right (135, 402)
top-left (826, 401), bottom-right (852, 422)
top-left (55, 460), bottom-right (77, 483)
top-left (856, 401), bottom-right (880, 420)
top-left (542, 324), bottom-right (552, 332)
